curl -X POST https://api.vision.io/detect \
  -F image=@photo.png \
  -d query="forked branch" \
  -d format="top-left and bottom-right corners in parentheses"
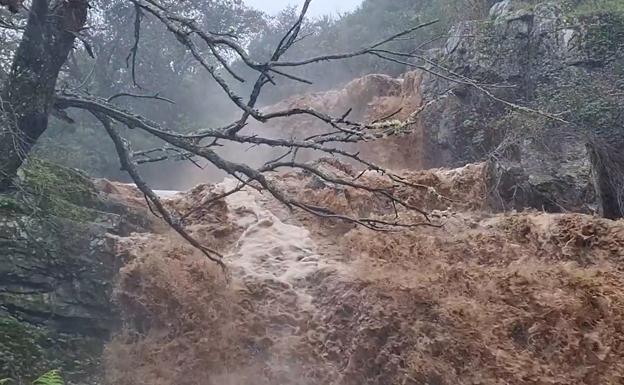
top-left (54, 0), bottom-right (452, 268)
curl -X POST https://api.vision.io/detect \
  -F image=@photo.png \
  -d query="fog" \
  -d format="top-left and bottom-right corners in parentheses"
top-left (245, 0), bottom-right (363, 16)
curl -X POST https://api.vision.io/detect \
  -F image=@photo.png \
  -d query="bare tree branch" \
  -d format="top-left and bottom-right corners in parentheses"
top-left (56, 91), bottom-right (443, 235)
top-left (46, 1), bottom-right (505, 268)
top-left (93, 112), bottom-right (227, 271)
top-left (107, 92), bottom-right (175, 104)
top-left (126, 4), bottom-right (143, 87)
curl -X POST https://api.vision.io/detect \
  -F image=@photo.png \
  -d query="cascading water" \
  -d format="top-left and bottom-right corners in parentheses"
top-left (105, 162), bottom-right (624, 385)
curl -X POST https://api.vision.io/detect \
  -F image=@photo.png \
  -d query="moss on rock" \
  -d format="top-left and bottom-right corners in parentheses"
top-left (21, 159), bottom-right (97, 206)
top-left (9, 159), bottom-right (105, 222)
top-left (0, 316), bottom-right (103, 383)
top-left (0, 159), bottom-right (141, 384)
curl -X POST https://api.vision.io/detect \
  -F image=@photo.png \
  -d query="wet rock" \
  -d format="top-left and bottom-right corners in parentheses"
top-left (0, 161), bottom-right (149, 383)
top-left (418, 0), bottom-right (624, 213)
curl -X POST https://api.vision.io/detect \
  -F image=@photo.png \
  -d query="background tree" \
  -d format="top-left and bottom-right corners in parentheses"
top-left (0, 0), bottom-right (89, 190)
top-left (232, 0), bottom-right (498, 103)
top-left (3, 0), bottom-right (497, 180)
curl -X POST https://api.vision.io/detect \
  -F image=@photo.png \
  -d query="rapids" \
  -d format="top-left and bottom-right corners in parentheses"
top-left (104, 162), bottom-right (624, 385)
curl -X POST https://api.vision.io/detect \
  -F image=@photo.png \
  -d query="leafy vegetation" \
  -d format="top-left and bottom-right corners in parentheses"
top-left (1, 369), bottom-right (65, 385)
top-left (32, 370), bottom-right (64, 385)
top-left (0, 313), bottom-right (102, 383)
top-left (0, 317), bottom-right (53, 382)
top-left (236, 0), bottom-right (497, 103)
top-left (26, 0), bottom-right (265, 181)
top-left (17, 0), bottom-right (622, 182)
top-left (568, 0), bottom-right (624, 15)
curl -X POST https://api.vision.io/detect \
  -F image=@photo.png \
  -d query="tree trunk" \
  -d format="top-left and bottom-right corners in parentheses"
top-left (0, 0), bottom-right (88, 190)
top-left (588, 140), bottom-right (624, 220)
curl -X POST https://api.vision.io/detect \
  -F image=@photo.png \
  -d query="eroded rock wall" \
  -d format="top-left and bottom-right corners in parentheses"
top-left (0, 161), bottom-right (150, 383)
top-left (418, 0), bottom-right (624, 213)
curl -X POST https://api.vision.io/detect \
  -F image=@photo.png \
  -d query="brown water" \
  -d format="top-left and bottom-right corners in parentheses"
top-left (104, 163), bottom-right (624, 385)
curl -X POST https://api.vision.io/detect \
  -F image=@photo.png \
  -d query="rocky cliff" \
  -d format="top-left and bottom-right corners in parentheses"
top-left (0, 160), bottom-right (150, 383)
top-left (419, 0), bottom-right (624, 215)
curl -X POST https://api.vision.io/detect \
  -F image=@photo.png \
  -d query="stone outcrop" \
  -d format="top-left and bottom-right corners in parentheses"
top-left (418, 0), bottom-right (624, 214)
top-left (0, 160), bottom-right (150, 383)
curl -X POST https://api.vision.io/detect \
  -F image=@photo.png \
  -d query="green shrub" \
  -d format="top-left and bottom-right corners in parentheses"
top-left (569, 0), bottom-right (624, 16)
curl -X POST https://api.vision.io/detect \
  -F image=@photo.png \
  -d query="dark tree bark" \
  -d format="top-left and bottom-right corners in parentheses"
top-left (588, 140), bottom-right (624, 220)
top-left (0, 0), bottom-right (88, 190)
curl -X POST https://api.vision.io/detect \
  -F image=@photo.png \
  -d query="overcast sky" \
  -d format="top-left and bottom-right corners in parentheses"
top-left (244, 0), bottom-right (363, 17)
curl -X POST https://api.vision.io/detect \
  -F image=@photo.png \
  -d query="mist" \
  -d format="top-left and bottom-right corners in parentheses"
top-left (245, 0), bottom-right (363, 16)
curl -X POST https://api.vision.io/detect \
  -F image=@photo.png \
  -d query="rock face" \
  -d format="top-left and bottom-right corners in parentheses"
top-left (0, 161), bottom-right (149, 383)
top-left (417, 0), bottom-right (624, 213)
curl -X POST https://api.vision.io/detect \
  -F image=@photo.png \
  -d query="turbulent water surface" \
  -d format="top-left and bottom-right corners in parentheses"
top-left (103, 164), bottom-right (624, 385)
